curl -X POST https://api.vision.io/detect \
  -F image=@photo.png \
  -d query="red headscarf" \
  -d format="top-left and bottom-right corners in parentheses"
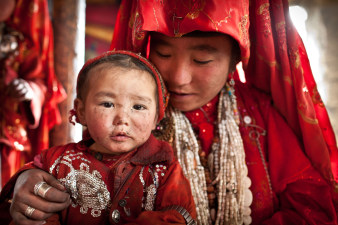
top-left (110, 0), bottom-right (337, 186)
top-left (7, 0), bottom-right (66, 152)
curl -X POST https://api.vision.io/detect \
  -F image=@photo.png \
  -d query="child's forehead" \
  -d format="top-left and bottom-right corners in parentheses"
top-left (89, 63), bottom-right (156, 83)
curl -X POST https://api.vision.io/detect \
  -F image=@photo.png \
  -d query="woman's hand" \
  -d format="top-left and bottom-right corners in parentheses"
top-left (10, 169), bottom-right (71, 225)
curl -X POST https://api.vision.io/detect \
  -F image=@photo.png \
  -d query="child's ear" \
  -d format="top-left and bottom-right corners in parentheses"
top-left (152, 114), bottom-right (159, 130)
top-left (74, 98), bottom-right (86, 125)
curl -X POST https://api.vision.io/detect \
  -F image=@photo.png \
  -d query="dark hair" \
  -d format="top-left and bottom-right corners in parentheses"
top-left (77, 54), bottom-right (159, 111)
top-left (183, 30), bottom-right (241, 73)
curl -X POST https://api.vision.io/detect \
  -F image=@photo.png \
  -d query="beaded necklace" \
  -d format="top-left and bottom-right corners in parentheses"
top-left (169, 86), bottom-right (253, 225)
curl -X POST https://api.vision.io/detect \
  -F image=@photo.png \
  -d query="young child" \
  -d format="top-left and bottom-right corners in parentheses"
top-left (27, 50), bottom-right (196, 224)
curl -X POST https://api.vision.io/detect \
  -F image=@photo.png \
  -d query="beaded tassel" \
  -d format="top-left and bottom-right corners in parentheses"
top-left (170, 107), bottom-right (211, 224)
top-left (170, 86), bottom-right (252, 225)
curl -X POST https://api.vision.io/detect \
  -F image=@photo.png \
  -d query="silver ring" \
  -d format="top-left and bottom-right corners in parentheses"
top-left (33, 181), bottom-right (52, 198)
top-left (24, 206), bottom-right (35, 218)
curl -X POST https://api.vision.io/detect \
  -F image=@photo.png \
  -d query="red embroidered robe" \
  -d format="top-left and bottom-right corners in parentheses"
top-left (185, 83), bottom-right (337, 224)
top-left (1, 135), bottom-right (196, 224)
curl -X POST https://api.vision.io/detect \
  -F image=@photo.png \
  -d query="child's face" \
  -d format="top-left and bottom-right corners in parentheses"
top-left (76, 65), bottom-right (158, 154)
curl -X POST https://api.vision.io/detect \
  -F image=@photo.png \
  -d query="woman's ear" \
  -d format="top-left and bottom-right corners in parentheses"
top-left (74, 98), bottom-right (86, 125)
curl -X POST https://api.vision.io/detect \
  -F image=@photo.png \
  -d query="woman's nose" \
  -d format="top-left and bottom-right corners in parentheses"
top-left (167, 60), bottom-right (192, 87)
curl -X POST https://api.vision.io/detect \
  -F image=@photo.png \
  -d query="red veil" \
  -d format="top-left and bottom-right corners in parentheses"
top-left (110, 0), bottom-right (337, 190)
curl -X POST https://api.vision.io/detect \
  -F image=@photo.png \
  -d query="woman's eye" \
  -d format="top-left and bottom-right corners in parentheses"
top-left (101, 102), bottom-right (114, 108)
top-left (156, 51), bottom-right (171, 58)
top-left (133, 104), bottom-right (146, 110)
top-left (194, 59), bottom-right (213, 64)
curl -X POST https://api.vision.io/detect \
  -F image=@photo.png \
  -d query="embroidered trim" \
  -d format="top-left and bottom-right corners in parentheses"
top-left (162, 205), bottom-right (196, 225)
top-left (139, 164), bottom-right (168, 211)
top-left (49, 150), bottom-right (111, 218)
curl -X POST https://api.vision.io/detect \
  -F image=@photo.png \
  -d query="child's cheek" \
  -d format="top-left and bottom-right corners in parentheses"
top-left (89, 108), bottom-right (110, 133)
top-left (134, 112), bottom-right (155, 135)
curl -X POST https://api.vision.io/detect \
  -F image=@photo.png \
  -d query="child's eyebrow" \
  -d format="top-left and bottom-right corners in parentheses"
top-left (131, 95), bottom-right (152, 103)
top-left (94, 92), bottom-right (153, 103)
top-left (94, 92), bottom-right (116, 98)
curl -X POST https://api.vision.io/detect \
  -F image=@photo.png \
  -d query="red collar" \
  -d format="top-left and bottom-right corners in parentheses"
top-left (184, 95), bottom-right (218, 128)
top-left (184, 95), bottom-right (219, 155)
top-left (80, 134), bottom-right (174, 166)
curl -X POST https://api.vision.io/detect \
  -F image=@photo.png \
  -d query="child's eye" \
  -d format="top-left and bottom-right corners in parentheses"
top-left (133, 104), bottom-right (146, 110)
top-left (101, 102), bottom-right (114, 108)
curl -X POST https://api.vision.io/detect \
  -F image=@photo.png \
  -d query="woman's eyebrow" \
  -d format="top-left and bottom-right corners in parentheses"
top-left (189, 44), bottom-right (218, 53)
top-left (151, 38), bottom-right (171, 47)
top-left (151, 37), bottom-right (219, 53)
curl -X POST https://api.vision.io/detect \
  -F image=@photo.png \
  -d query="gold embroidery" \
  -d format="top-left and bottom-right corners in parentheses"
top-left (239, 15), bottom-right (249, 46)
top-left (275, 21), bottom-right (285, 32)
top-left (298, 108), bottom-right (318, 124)
top-left (152, 7), bottom-right (159, 31)
top-left (283, 76), bottom-right (293, 86)
top-left (215, 8), bottom-right (233, 28)
top-left (276, 21), bottom-right (286, 51)
top-left (201, 11), bottom-right (218, 31)
top-left (257, 3), bottom-right (270, 15)
top-left (257, 53), bottom-right (280, 69)
top-left (289, 48), bottom-right (300, 69)
top-left (257, 3), bottom-right (271, 37)
top-left (185, 0), bottom-right (206, 20)
top-left (133, 12), bottom-right (145, 41)
top-left (311, 86), bottom-right (325, 107)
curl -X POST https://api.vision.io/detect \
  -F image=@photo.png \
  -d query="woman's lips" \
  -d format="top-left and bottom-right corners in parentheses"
top-left (170, 91), bottom-right (193, 100)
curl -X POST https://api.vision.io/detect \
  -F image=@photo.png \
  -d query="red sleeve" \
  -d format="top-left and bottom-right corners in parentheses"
top-left (0, 144), bottom-right (69, 202)
top-left (263, 105), bottom-right (337, 224)
top-left (236, 83), bottom-right (337, 224)
top-left (262, 174), bottom-right (337, 224)
top-left (0, 162), bottom-right (36, 201)
top-left (0, 162), bottom-right (36, 223)
top-left (125, 161), bottom-right (197, 225)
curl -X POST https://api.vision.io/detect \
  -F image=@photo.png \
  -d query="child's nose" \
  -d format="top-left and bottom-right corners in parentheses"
top-left (113, 108), bottom-right (129, 126)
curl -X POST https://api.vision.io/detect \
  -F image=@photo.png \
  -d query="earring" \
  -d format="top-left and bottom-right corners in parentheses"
top-left (152, 115), bottom-right (174, 142)
top-left (226, 72), bottom-right (240, 125)
top-left (69, 109), bottom-right (80, 125)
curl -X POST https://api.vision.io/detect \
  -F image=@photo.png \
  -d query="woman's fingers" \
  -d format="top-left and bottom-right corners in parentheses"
top-left (10, 169), bottom-right (71, 223)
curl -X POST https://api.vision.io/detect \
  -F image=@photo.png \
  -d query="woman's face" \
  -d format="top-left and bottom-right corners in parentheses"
top-left (149, 33), bottom-right (233, 112)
